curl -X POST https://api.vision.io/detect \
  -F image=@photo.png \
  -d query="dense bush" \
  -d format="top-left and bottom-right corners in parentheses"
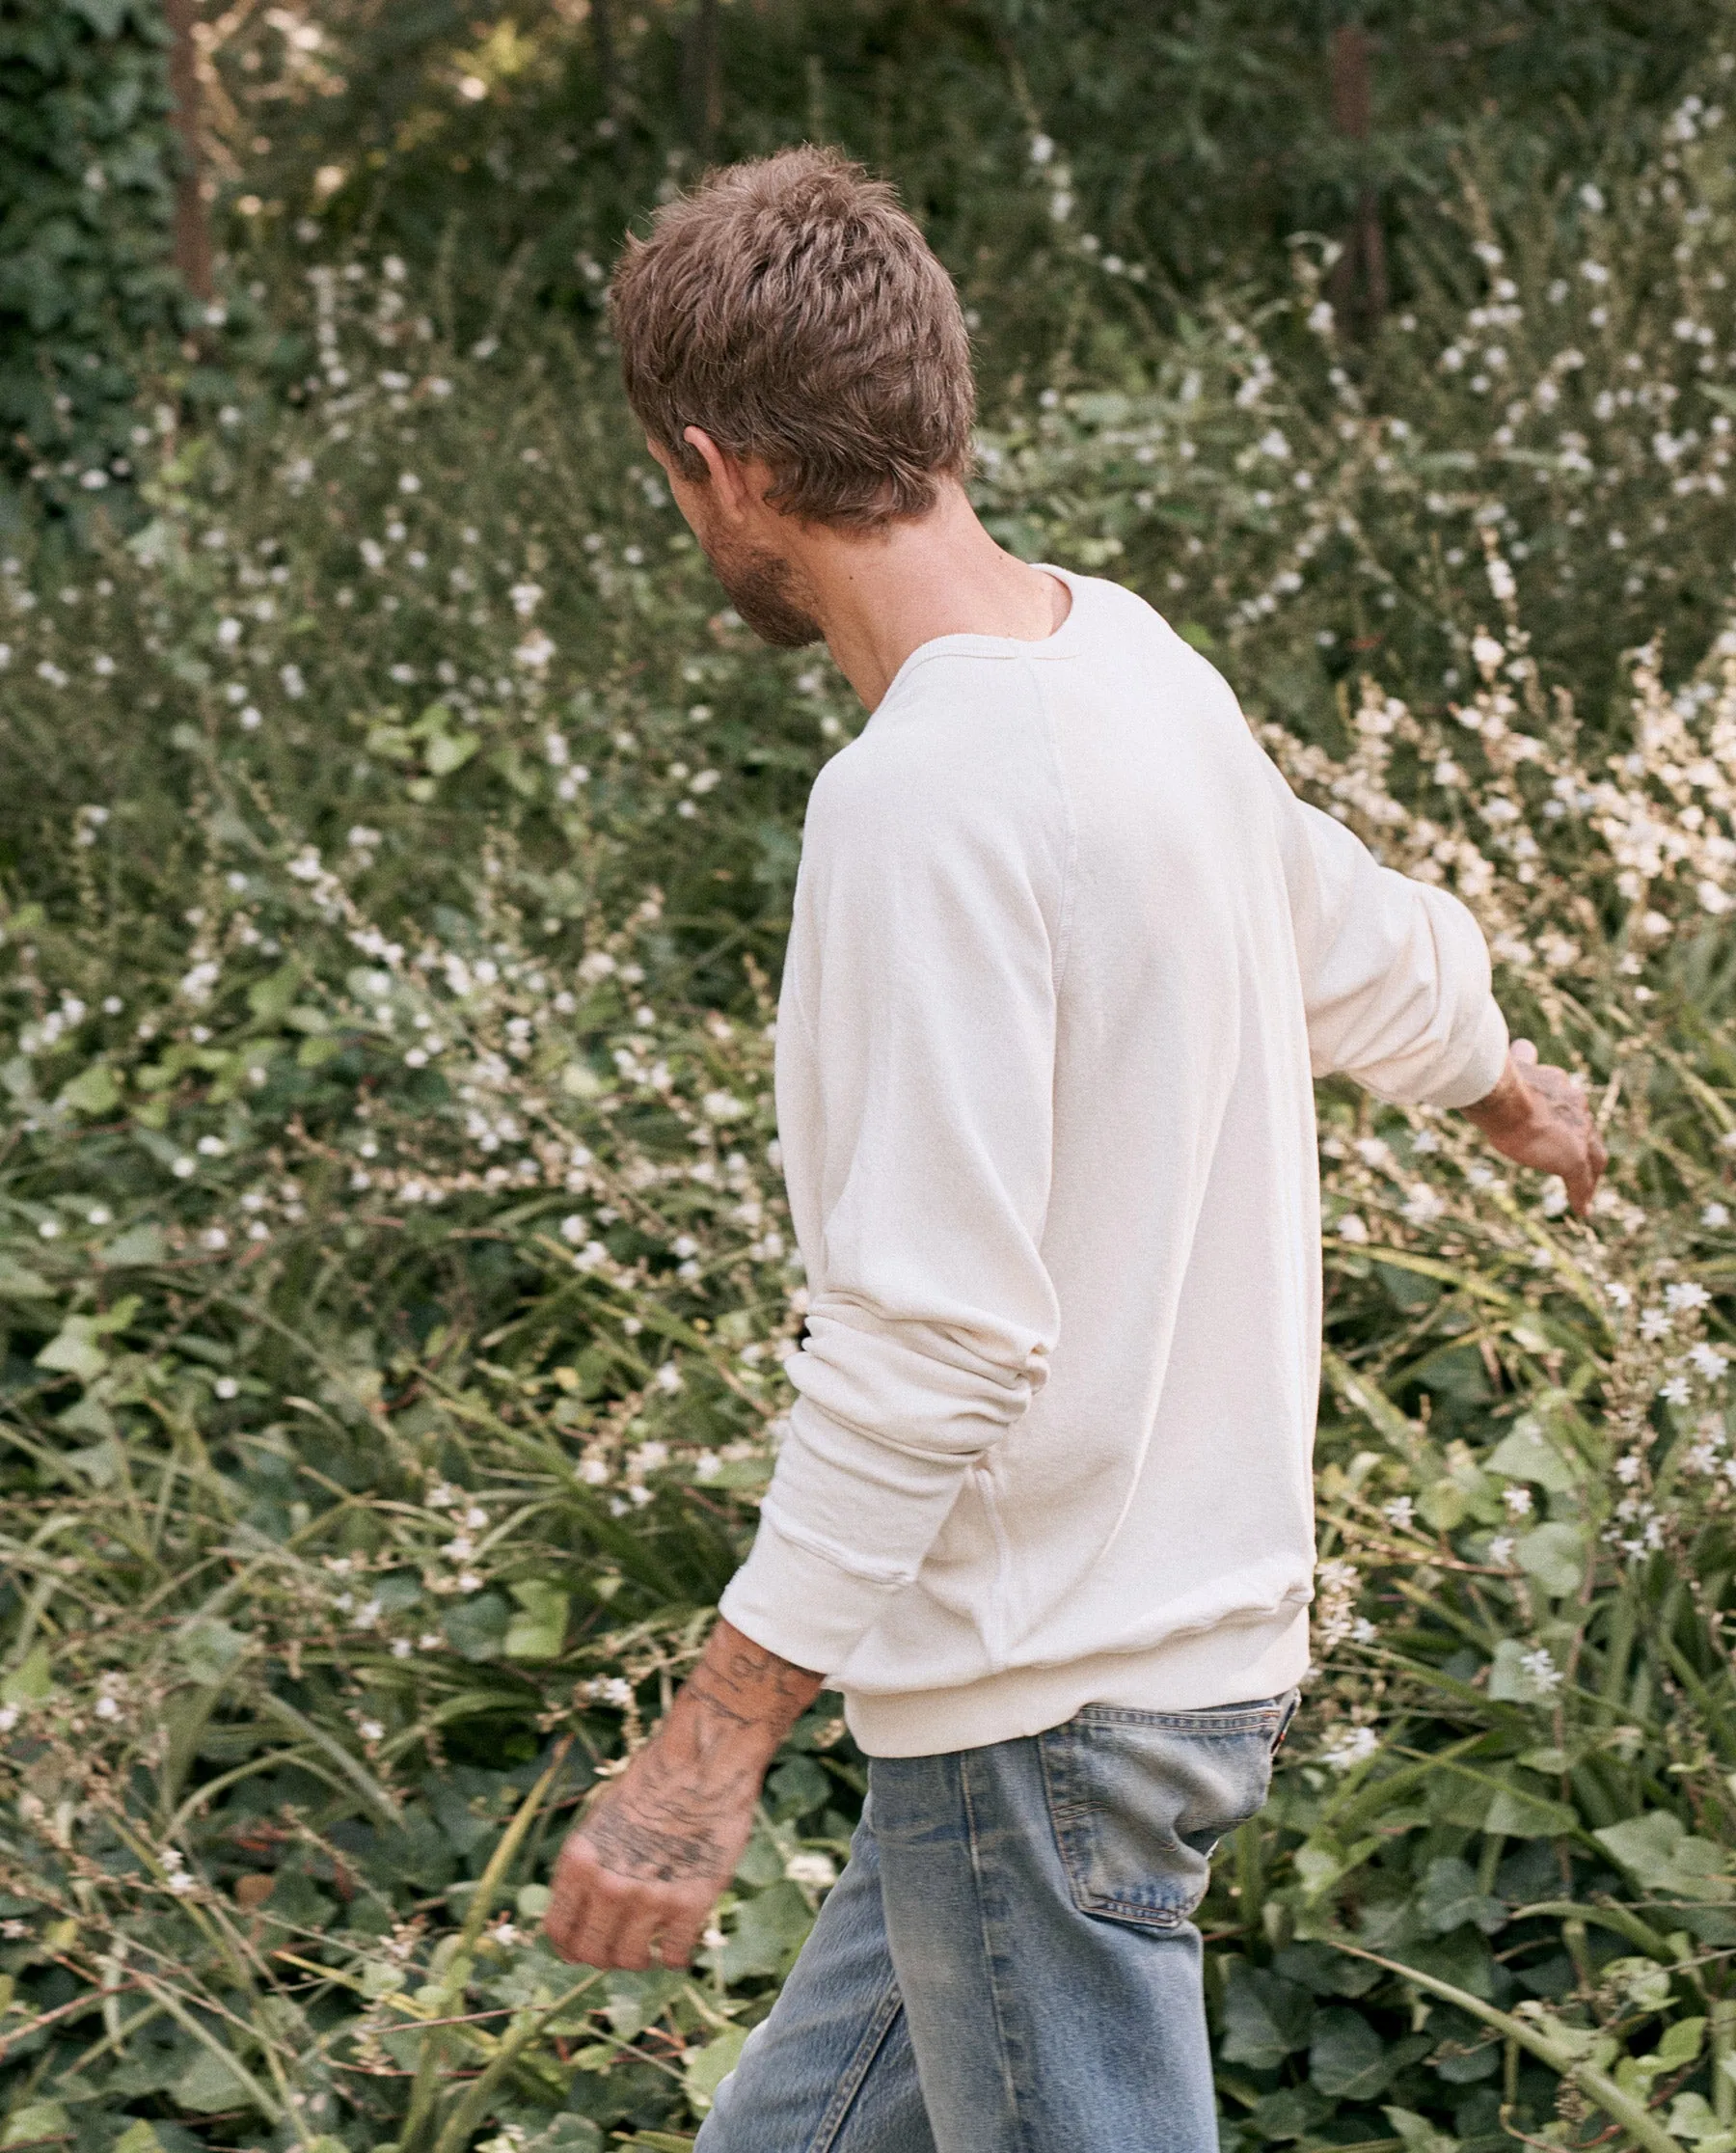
top-left (3, 29), bottom-right (1736, 2153)
top-left (0, 0), bottom-right (190, 526)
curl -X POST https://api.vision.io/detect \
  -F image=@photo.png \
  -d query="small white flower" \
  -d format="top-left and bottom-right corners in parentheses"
top-left (1689, 1344), bottom-right (1730, 1380)
top-left (1503, 1485), bottom-right (1533, 1517)
top-left (654, 1362), bottom-right (683, 1394)
top-left (167, 1870), bottom-right (197, 1895)
top-left (1321, 1725), bottom-right (1379, 1771)
top-left (1382, 1497), bottom-right (1415, 1531)
top-left (37, 1219), bottom-right (59, 1240)
top-left (1336, 1213), bottom-right (1370, 1243)
top-left (95, 1695), bottom-right (121, 1721)
top-left (1487, 1535), bottom-right (1515, 1566)
top-left (785, 1852), bottom-right (837, 1889)
top-left (1703, 1203), bottom-right (1731, 1229)
top-left (392, 1638), bottom-right (414, 1658)
top-left (488, 1919), bottom-right (520, 1947)
top-left (456, 1570), bottom-right (483, 1593)
top-left (358, 1718), bottom-right (385, 1742)
top-left (1519, 1647), bottom-right (1561, 1695)
top-left (214, 1376), bottom-right (239, 1400)
top-left (1660, 1376), bottom-right (1693, 1405)
top-left (1667, 1282), bottom-right (1712, 1314)
top-left (0, 1704), bottom-right (20, 1732)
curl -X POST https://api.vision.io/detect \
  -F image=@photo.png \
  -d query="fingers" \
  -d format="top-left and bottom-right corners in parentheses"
top-left (1566, 1124), bottom-right (1610, 1218)
top-left (1511, 1037), bottom-right (1539, 1068)
top-left (543, 1833), bottom-right (717, 1971)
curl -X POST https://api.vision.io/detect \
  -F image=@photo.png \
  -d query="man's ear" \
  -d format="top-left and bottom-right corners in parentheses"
top-left (683, 425), bottom-right (762, 521)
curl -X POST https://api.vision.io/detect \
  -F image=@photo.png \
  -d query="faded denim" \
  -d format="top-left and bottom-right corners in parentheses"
top-left (697, 1690), bottom-right (1298, 2153)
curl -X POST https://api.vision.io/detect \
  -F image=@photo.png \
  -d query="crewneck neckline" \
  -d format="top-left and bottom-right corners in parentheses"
top-left (873, 563), bottom-right (1087, 712)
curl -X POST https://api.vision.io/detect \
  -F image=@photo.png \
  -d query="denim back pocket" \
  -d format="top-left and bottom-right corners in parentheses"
top-left (1038, 1697), bottom-right (1290, 1932)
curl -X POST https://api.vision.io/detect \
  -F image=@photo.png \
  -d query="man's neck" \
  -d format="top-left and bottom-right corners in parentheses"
top-left (791, 483), bottom-right (1071, 710)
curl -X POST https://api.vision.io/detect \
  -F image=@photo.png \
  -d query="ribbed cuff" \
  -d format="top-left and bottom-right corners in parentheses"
top-left (719, 1511), bottom-right (907, 1679)
top-left (1433, 997), bottom-right (1510, 1110)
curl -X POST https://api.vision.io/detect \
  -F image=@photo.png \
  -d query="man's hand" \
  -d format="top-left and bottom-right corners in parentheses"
top-left (1463, 1038), bottom-right (1607, 1216)
top-left (543, 1620), bottom-right (824, 1972)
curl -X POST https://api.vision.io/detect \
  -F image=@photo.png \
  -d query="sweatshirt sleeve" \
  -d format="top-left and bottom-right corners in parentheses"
top-left (719, 730), bottom-right (1066, 1676)
top-left (1266, 760), bottom-right (1508, 1109)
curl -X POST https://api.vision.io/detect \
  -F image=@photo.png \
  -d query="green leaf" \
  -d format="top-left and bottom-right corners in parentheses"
top-left (112, 2125), bottom-right (166, 2153)
top-left (523, 2122), bottom-right (605, 2153)
top-left (0, 1257), bottom-right (53, 1298)
top-left (247, 962), bottom-right (303, 1025)
top-left (1484, 1779), bottom-right (1578, 1839)
top-left (425, 728), bottom-right (481, 776)
top-left (174, 1618), bottom-right (249, 1687)
top-left (1383, 2106), bottom-right (1459, 2153)
top-left (1515, 1522), bottom-right (1586, 1597)
top-left (443, 1591), bottom-right (511, 1662)
top-left (1656, 2016), bottom-right (1706, 2069)
top-left (1, 1644), bottom-right (54, 1704)
top-left (502, 1579), bottom-right (570, 1660)
top-left (101, 1223), bottom-right (167, 1267)
top-left (710, 1880), bottom-right (814, 1982)
top-left (57, 1061), bottom-right (121, 1115)
top-left (1666, 2093), bottom-right (1729, 2143)
top-left (1487, 1414), bottom-right (1582, 1492)
top-left (171, 2045), bottom-right (261, 2112)
top-left (1219, 1961), bottom-right (1313, 2069)
top-left (1420, 1856), bottom-right (1507, 1936)
top-left (1596, 1815), bottom-right (1733, 1903)
top-left (35, 1317), bottom-right (109, 1383)
top-left (2, 2104), bottom-right (69, 2149)
top-left (684, 2024), bottom-right (747, 2112)
top-left (1310, 2003), bottom-right (1393, 2098)
top-left (1487, 1640), bottom-right (1563, 1707)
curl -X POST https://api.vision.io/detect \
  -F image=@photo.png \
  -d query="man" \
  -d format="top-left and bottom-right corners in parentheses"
top-left (544, 147), bottom-right (1605, 2151)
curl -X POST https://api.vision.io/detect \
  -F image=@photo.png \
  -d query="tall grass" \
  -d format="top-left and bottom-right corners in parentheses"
top-left (3, 41), bottom-right (1736, 2153)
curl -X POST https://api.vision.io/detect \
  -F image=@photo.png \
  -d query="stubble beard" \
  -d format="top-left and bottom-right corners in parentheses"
top-left (699, 522), bottom-right (824, 650)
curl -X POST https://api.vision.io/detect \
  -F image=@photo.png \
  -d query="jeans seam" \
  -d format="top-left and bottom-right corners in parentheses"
top-left (806, 1976), bottom-right (907, 2153)
top-left (961, 1748), bottom-right (1036, 2153)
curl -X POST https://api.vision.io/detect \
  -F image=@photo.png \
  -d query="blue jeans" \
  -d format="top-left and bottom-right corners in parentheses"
top-left (697, 1691), bottom-right (1297, 2153)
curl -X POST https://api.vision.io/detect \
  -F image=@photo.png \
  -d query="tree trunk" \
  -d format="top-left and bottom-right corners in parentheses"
top-left (1326, 22), bottom-right (1386, 339)
top-left (164, 0), bottom-right (212, 303)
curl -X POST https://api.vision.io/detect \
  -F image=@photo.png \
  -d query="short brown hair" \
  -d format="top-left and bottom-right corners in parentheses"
top-left (608, 146), bottom-right (974, 531)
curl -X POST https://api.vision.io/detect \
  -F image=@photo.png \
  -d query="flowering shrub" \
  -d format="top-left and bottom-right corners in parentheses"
top-left (3, 47), bottom-right (1736, 2153)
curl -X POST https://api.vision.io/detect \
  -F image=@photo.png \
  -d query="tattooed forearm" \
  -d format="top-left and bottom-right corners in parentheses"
top-left (545, 1621), bottom-right (827, 1967)
top-left (575, 1619), bottom-right (825, 1889)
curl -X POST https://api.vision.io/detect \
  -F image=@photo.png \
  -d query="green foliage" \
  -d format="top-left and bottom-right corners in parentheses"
top-left (0, 0), bottom-right (188, 524)
top-left (4, 17), bottom-right (1736, 2153)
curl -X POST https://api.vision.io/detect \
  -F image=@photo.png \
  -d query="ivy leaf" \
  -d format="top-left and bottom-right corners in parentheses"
top-left (1515, 1522), bottom-right (1586, 1598)
top-left (502, 1579), bottom-right (570, 1660)
top-left (684, 2024), bottom-right (747, 2113)
top-left (1419, 1856), bottom-right (1507, 1936)
top-left (1220, 1961), bottom-right (1313, 2069)
top-left (1310, 2004), bottom-right (1394, 2099)
top-left (58, 1061), bottom-right (121, 1115)
top-left (1595, 1814), bottom-right (1733, 1902)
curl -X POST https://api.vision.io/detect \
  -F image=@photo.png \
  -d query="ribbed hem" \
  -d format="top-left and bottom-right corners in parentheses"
top-left (841, 1604), bottom-right (1313, 1758)
top-left (718, 1513), bottom-right (906, 1676)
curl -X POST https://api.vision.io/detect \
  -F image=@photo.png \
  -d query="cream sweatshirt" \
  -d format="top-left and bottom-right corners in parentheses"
top-left (719, 567), bottom-right (1507, 1758)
